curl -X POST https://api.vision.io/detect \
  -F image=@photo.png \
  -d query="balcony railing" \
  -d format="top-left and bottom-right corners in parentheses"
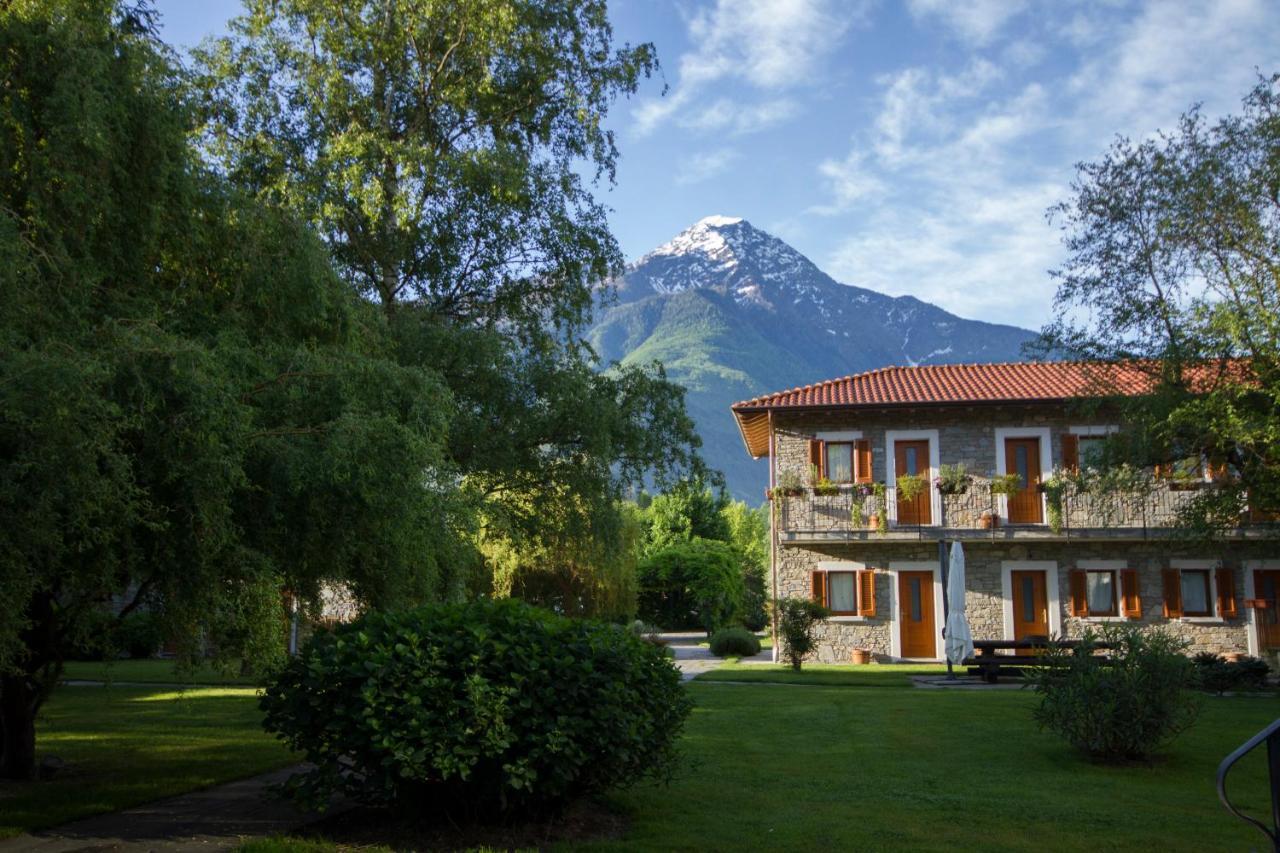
top-left (776, 478), bottom-right (1275, 541)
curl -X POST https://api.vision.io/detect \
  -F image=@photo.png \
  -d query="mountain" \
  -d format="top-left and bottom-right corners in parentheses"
top-left (588, 216), bottom-right (1037, 501)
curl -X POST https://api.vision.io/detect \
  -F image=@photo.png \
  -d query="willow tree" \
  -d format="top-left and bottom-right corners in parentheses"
top-left (194, 0), bottom-right (707, 588)
top-left (1039, 73), bottom-right (1280, 534)
top-left (0, 1), bottom-right (460, 780)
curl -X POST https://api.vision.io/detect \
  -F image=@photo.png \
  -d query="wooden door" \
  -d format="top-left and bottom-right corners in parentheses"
top-left (898, 571), bottom-right (936, 658)
top-left (894, 440), bottom-right (931, 525)
top-left (1254, 570), bottom-right (1280, 652)
top-left (1010, 570), bottom-right (1049, 656)
top-left (1004, 438), bottom-right (1043, 524)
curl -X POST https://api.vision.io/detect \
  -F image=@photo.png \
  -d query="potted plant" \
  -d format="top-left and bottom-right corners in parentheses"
top-left (980, 510), bottom-right (999, 529)
top-left (1042, 473), bottom-right (1069, 534)
top-left (935, 462), bottom-right (973, 495)
top-left (813, 476), bottom-right (840, 497)
top-left (773, 469), bottom-right (805, 497)
top-left (896, 473), bottom-right (928, 503)
top-left (989, 473), bottom-right (1023, 497)
top-left (871, 482), bottom-right (888, 534)
top-left (851, 648), bottom-right (872, 665)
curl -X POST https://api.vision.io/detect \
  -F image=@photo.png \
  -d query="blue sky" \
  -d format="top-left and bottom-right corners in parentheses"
top-left (155, 0), bottom-right (1280, 329)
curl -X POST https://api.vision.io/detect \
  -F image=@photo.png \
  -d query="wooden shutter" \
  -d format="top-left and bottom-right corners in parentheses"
top-left (1061, 434), bottom-right (1080, 472)
top-left (1216, 568), bottom-right (1238, 618)
top-left (811, 571), bottom-right (826, 607)
top-left (1162, 569), bottom-right (1183, 618)
top-left (1120, 569), bottom-right (1142, 618)
top-left (808, 439), bottom-right (825, 480)
top-left (1068, 570), bottom-right (1088, 617)
top-left (855, 439), bottom-right (873, 484)
top-left (857, 570), bottom-right (876, 617)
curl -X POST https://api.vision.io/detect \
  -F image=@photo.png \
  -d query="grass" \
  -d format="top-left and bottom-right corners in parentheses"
top-left (249, 666), bottom-right (1277, 851)
top-left (61, 659), bottom-right (261, 685)
top-left (0, 684), bottom-right (292, 838)
top-left (577, 680), bottom-right (1277, 852)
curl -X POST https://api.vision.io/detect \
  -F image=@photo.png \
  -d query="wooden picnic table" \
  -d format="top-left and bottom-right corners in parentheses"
top-left (964, 638), bottom-right (1112, 683)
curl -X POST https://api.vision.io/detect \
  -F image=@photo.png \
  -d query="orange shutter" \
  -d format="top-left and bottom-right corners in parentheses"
top-left (855, 439), bottom-right (873, 484)
top-left (1120, 569), bottom-right (1141, 618)
top-left (1216, 568), bottom-right (1237, 618)
top-left (808, 439), bottom-right (825, 480)
top-left (857, 570), bottom-right (876, 617)
top-left (1061, 434), bottom-right (1080, 472)
top-left (1162, 569), bottom-right (1183, 618)
top-left (1068, 570), bottom-right (1088, 617)
top-left (811, 571), bottom-right (826, 607)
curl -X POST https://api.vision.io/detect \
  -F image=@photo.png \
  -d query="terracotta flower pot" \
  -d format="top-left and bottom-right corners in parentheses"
top-left (867, 515), bottom-right (880, 530)
top-left (851, 648), bottom-right (872, 665)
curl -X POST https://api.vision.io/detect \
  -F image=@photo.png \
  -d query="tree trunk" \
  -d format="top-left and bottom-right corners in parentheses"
top-left (0, 674), bottom-right (37, 780)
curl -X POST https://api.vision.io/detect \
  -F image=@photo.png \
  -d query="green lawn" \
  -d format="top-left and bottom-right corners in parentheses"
top-left (576, 678), bottom-right (1278, 852)
top-left (0, 685), bottom-right (292, 838)
top-left (61, 659), bottom-right (262, 685)
top-left (696, 662), bottom-right (949, 687)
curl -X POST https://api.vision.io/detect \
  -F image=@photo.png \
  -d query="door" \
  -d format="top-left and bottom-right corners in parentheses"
top-left (1004, 438), bottom-right (1043, 524)
top-left (1254, 570), bottom-right (1280, 652)
top-left (1010, 570), bottom-right (1049, 656)
top-left (898, 571), bottom-right (936, 658)
top-left (894, 440), bottom-right (932, 525)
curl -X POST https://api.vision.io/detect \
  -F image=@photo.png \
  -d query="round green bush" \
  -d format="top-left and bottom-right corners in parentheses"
top-left (260, 599), bottom-right (692, 816)
top-left (708, 626), bottom-right (761, 658)
top-left (636, 538), bottom-right (744, 631)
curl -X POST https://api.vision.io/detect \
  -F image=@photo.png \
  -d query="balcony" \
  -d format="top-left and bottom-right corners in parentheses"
top-left (776, 478), bottom-right (1278, 544)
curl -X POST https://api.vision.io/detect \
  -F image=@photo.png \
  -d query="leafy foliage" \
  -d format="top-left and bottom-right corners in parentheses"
top-left (636, 539), bottom-right (744, 632)
top-left (775, 598), bottom-right (831, 671)
top-left (1037, 73), bottom-right (1280, 537)
top-left (708, 627), bottom-right (761, 658)
top-left (260, 599), bottom-right (691, 816)
top-left (1028, 627), bottom-right (1200, 761)
top-left (1192, 652), bottom-right (1272, 694)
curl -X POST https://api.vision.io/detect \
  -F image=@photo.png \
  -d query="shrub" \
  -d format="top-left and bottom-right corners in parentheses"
top-left (637, 538), bottom-right (744, 632)
top-left (117, 612), bottom-right (164, 659)
top-left (709, 626), bottom-right (761, 658)
top-left (775, 598), bottom-right (830, 671)
top-left (1029, 626), bottom-right (1200, 761)
top-left (261, 599), bottom-right (692, 816)
top-left (740, 562), bottom-right (769, 632)
top-left (1192, 652), bottom-right (1272, 694)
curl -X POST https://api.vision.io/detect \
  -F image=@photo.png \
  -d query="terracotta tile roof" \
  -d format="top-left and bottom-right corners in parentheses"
top-left (731, 361), bottom-right (1157, 412)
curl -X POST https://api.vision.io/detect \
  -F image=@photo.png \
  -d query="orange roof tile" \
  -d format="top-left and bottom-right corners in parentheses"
top-left (731, 361), bottom-right (1159, 412)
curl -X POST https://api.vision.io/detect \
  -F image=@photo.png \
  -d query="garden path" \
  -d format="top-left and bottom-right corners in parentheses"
top-left (0, 764), bottom-right (345, 853)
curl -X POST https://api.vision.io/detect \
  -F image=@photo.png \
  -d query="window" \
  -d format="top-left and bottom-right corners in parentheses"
top-left (825, 442), bottom-right (854, 483)
top-left (1180, 570), bottom-right (1212, 616)
top-left (811, 569), bottom-right (877, 617)
top-left (1085, 570), bottom-right (1117, 616)
top-left (1078, 436), bottom-right (1106, 470)
top-left (829, 572), bottom-right (857, 614)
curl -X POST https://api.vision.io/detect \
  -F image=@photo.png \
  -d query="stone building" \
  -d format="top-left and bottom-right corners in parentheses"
top-left (730, 362), bottom-right (1280, 663)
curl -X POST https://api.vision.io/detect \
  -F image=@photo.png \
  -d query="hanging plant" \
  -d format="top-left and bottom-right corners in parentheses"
top-left (896, 473), bottom-right (928, 503)
top-left (935, 462), bottom-right (973, 495)
top-left (989, 473), bottom-right (1023, 497)
top-left (1042, 473), bottom-right (1069, 534)
top-left (872, 482), bottom-right (888, 534)
top-left (813, 476), bottom-right (840, 497)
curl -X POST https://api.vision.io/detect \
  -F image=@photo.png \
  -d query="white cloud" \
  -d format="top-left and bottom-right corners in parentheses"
top-left (632, 0), bottom-right (858, 136)
top-left (907, 0), bottom-right (1027, 46)
top-left (675, 148), bottom-right (740, 185)
top-left (680, 97), bottom-right (800, 135)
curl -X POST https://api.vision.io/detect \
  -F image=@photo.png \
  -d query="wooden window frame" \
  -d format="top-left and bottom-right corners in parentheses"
top-left (1178, 569), bottom-right (1213, 617)
top-left (1083, 569), bottom-right (1118, 617)
top-left (811, 568), bottom-right (877, 617)
top-left (824, 441), bottom-right (856, 484)
top-left (826, 570), bottom-right (859, 616)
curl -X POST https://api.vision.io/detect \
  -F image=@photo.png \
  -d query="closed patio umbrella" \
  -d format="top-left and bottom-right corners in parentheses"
top-left (945, 541), bottom-right (974, 666)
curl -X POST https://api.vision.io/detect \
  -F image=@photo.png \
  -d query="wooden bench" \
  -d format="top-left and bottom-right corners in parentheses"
top-left (963, 638), bottom-right (1111, 683)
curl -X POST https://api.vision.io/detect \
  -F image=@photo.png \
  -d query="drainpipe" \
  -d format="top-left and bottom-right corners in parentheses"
top-left (769, 411), bottom-right (780, 664)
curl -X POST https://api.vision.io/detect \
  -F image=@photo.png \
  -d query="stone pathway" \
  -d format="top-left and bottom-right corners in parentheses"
top-left (0, 765), bottom-right (345, 853)
top-left (661, 632), bottom-right (772, 680)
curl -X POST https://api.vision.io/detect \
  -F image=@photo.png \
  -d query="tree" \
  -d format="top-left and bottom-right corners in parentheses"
top-left (193, 0), bottom-right (707, 588)
top-left (641, 480), bottom-right (731, 555)
top-left (0, 1), bottom-right (459, 779)
top-left (1038, 73), bottom-right (1280, 534)
top-left (722, 500), bottom-right (769, 631)
top-left (636, 539), bottom-right (743, 633)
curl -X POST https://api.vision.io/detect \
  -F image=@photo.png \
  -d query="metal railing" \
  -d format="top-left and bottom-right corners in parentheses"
top-left (777, 479), bottom-right (1265, 540)
top-left (1218, 717), bottom-right (1280, 851)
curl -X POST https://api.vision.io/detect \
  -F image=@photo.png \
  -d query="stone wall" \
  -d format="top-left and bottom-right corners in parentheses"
top-left (773, 538), bottom-right (1264, 663)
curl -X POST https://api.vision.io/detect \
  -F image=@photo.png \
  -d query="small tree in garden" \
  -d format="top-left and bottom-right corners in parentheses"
top-left (775, 598), bottom-right (831, 670)
top-left (1028, 626), bottom-right (1200, 762)
top-left (636, 539), bottom-right (744, 632)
